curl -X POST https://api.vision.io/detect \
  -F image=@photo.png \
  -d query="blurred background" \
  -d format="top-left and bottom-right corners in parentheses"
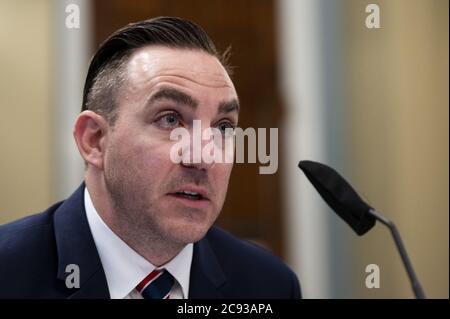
top-left (0, 0), bottom-right (448, 298)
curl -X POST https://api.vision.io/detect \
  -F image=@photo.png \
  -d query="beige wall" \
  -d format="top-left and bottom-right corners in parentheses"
top-left (345, 0), bottom-right (449, 298)
top-left (0, 0), bottom-right (52, 223)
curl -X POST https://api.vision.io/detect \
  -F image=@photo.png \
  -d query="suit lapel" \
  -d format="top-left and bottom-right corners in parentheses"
top-left (53, 183), bottom-right (228, 299)
top-left (189, 231), bottom-right (227, 298)
top-left (53, 183), bottom-right (110, 298)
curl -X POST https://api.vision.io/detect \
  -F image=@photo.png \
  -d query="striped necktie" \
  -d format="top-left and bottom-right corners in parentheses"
top-left (136, 269), bottom-right (174, 299)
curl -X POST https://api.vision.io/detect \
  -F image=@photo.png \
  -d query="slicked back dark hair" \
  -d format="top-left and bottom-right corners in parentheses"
top-left (82, 16), bottom-right (231, 124)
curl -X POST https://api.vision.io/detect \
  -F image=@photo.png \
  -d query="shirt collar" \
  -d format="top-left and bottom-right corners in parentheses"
top-left (84, 186), bottom-right (193, 299)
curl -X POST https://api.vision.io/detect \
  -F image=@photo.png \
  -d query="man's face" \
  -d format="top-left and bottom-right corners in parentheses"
top-left (103, 46), bottom-right (238, 245)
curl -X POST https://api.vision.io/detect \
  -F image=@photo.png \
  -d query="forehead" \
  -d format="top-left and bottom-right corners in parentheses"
top-left (125, 46), bottom-right (236, 92)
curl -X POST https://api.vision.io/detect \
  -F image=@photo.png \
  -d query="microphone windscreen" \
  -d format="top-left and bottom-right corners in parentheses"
top-left (298, 160), bottom-right (376, 235)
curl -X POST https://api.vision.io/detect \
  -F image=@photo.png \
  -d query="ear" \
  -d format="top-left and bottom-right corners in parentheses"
top-left (73, 110), bottom-right (109, 170)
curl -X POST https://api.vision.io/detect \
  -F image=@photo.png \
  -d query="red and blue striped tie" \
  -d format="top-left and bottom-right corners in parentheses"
top-left (136, 269), bottom-right (174, 299)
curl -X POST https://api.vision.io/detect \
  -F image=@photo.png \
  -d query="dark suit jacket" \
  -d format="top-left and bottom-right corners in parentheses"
top-left (0, 184), bottom-right (301, 298)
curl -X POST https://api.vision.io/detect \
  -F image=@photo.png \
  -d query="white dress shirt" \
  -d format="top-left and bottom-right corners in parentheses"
top-left (84, 187), bottom-right (193, 299)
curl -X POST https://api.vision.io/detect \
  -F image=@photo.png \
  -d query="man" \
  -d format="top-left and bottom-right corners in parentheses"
top-left (0, 17), bottom-right (301, 299)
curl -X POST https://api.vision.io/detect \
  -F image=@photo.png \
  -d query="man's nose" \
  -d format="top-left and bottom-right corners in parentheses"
top-left (180, 124), bottom-right (216, 170)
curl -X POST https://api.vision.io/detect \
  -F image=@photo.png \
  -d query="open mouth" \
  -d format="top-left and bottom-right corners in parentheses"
top-left (171, 191), bottom-right (205, 201)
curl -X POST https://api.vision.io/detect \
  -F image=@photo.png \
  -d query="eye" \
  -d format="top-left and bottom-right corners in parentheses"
top-left (155, 112), bottom-right (181, 129)
top-left (217, 121), bottom-right (235, 135)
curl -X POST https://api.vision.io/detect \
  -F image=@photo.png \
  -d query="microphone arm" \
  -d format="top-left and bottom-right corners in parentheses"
top-left (368, 209), bottom-right (425, 299)
top-left (298, 160), bottom-right (426, 299)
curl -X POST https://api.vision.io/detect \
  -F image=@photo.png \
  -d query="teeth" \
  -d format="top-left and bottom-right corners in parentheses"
top-left (182, 191), bottom-right (199, 196)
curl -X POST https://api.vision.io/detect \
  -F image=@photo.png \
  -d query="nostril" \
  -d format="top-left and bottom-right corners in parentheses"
top-left (180, 159), bottom-right (213, 171)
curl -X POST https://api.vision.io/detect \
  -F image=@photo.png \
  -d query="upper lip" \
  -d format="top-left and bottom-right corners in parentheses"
top-left (168, 185), bottom-right (210, 200)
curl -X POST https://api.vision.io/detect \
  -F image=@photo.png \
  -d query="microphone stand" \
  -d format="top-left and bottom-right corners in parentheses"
top-left (368, 209), bottom-right (426, 299)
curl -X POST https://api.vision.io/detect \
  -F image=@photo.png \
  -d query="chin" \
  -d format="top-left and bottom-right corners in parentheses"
top-left (166, 221), bottom-right (211, 244)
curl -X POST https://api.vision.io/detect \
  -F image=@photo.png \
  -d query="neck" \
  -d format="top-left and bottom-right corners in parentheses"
top-left (85, 170), bottom-right (184, 266)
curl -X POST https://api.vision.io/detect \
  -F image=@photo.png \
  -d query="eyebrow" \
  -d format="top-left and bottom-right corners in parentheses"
top-left (147, 86), bottom-right (198, 109)
top-left (219, 99), bottom-right (240, 115)
top-left (147, 86), bottom-right (240, 115)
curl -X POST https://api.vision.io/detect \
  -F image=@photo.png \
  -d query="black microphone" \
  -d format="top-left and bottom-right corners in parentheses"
top-left (298, 160), bottom-right (425, 299)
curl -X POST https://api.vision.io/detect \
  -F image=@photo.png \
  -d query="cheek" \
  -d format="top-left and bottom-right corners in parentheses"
top-left (108, 131), bottom-right (175, 176)
top-left (213, 163), bottom-right (233, 196)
